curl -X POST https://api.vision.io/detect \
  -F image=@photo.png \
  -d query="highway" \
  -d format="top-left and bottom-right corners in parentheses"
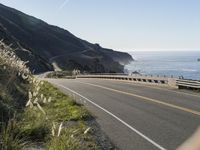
top-left (47, 78), bottom-right (200, 150)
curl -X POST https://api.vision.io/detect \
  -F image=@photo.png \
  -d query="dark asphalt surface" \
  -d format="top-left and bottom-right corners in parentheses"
top-left (47, 78), bottom-right (200, 150)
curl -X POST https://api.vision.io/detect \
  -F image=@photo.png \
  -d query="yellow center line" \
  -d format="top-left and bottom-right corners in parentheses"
top-left (84, 78), bottom-right (200, 98)
top-left (77, 81), bottom-right (200, 116)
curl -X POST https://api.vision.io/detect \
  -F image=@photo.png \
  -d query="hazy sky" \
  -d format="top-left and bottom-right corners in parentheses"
top-left (0, 0), bottom-right (200, 51)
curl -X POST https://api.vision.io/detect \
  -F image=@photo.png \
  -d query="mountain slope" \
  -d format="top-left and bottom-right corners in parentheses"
top-left (0, 3), bottom-right (133, 73)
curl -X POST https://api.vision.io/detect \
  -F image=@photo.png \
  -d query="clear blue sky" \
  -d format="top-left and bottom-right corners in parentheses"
top-left (0, 0), bottom-right (200, 51)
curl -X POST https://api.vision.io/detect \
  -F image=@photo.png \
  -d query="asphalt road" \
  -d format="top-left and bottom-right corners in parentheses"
top-left (47, 78), bottom-right (200, 150)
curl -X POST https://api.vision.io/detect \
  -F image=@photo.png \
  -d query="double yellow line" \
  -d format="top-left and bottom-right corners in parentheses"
top-left (77, 81), bottom-right (200, 116)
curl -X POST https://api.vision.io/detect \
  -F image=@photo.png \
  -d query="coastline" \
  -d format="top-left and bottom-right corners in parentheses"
top-left (125, 51), bottom-right (200, 80)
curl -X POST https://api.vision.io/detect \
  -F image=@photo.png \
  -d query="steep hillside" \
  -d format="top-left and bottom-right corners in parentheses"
top-left (0, 3), bottom-right (133, 73)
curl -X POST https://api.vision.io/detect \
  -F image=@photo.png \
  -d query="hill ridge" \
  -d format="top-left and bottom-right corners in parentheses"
top-left (0, 3), bottom-right (133, 73)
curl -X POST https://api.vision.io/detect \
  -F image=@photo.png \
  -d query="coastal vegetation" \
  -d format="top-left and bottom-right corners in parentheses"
top-left (46, 71), bottom-right (76, 79)
top-left (0, 41), bottom-right (110, 149)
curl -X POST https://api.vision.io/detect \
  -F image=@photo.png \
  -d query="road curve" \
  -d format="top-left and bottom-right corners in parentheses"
top-left (47, 78), bottom-right (200, 150)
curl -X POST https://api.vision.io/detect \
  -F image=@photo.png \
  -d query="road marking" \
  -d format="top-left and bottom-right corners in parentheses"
top-left (52, 82), bottom-right (166, 150)
top-left (116, 80), bottom-right (200, 98)
top-left (77, 81), bottom-right (200, 116)
top-left (82, 78), bottom-right (200, 98)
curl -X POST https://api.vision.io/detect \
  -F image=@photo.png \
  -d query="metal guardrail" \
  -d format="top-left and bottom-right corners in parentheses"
top-left (85, 73), bottom-right (129, 76)
top-left (176, 79), bottom-right (200, 89)
top-left (77, 74), bottom-right (200, 90)
top-left (77, 74), bottom-right (177, 87)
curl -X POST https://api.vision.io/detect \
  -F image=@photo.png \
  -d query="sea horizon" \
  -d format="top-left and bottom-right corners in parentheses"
top-left (126, 51), bottom-right (200, 80)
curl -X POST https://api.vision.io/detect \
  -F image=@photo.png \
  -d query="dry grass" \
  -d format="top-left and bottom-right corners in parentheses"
top-left (0, 40), bottom-right (100, 149)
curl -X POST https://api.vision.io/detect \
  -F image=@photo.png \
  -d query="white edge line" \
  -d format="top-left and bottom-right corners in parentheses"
top-left (53, 82), bottom-right (166, 150)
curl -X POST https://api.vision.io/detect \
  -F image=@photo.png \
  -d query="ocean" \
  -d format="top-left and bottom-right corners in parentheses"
top-left (125, 51), bottom-right (200, 80)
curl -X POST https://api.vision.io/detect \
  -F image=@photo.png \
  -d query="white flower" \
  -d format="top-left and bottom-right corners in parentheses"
top-left (28, 91), bottom-right (32, 99)
top-left (51, 122), bottom-right (56, 137)
top-left (26, 99), bottom-right (31, 107)
top-left (32, 78), bottom-right (36, 84)
top-left (22, 73), bottom-right (29, 80)
top-left (33, 97), bottom-right (38, 104)
top-left (30, 102), bottom-right (34, 108)
top-left (48, 97), bottom-right (52, 103)
top-left (40, 94), bottom-right (44, 99)
top-left (43, 97), bottom-right (47, 103)
top-left (36, 87), bottom-right (40, 92)
top-left (33, 92), bottom-right (38, 97)
top-left (36, 102), bottom-right (46, 115)
top-left (57, 122), bottom-right (63, 137)
top-left (84, 127), bottom-right (91, 134)
top-left (26, 100), bottom-right (33, 108)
